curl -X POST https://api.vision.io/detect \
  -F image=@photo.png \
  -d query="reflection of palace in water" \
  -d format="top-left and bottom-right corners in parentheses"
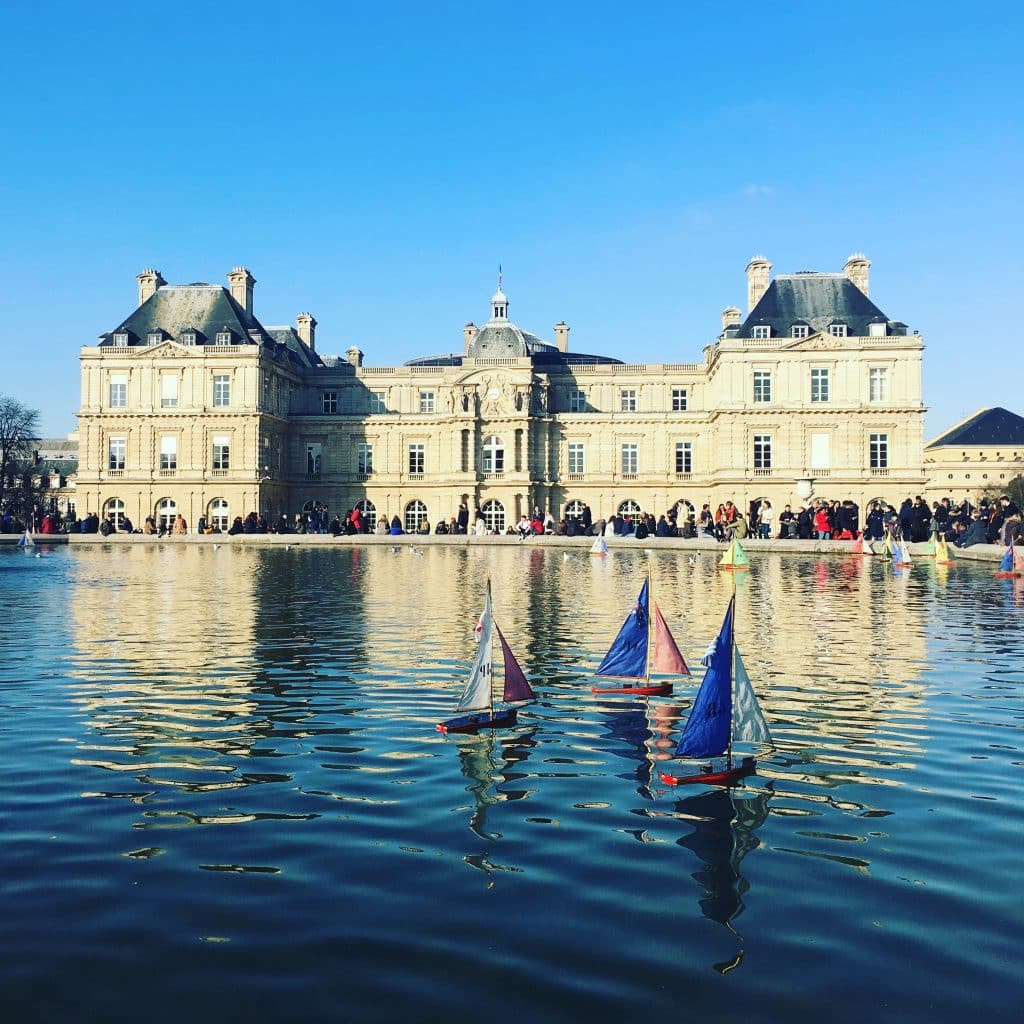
top-left (67, 545), bottom-right (933, 768)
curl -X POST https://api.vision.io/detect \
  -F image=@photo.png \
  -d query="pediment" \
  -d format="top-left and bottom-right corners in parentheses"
top-left (145, 340), bottom-right (200, 358)
top-left (780, 332), bottom-right (842, 351)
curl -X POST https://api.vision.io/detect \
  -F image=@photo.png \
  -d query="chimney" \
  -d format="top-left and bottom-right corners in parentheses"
top-left (296, 312), bottom-right (317, 351)
top-left (721, 306), bottom-right (742, 331)
top-left (843, 253), bottom-right (870, 296)
top-left (464, 322), bottom-right (478, 354)
top-left (227, 267), bottom-right (256, 316)
top-left (346, 346), bottom-right (363, 368)
top-left (554, 321), bottom-right (570, 353)
top-left (136, 268), bottom-right (166, 306)
top-left (746, 256), bottom-right (772, 313)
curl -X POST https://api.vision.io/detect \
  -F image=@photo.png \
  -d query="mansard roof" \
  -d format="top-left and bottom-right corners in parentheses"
top-left (99, 284), bottom-right (324, 366)
top-left (739, 273), bottom-right (895, 338)
top-left (927, 407), bottom-right (1024, 449)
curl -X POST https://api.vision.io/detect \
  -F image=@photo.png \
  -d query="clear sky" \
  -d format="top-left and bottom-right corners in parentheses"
top-left (1, 1), bottom-right (1021, 439)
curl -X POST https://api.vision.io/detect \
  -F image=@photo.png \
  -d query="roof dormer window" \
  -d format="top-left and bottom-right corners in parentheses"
top-left (868, 321), bottom-right (887, 337)
top-left (113, 332), bottom-right (128, 347)
top-left (791, 324), bottom-right (809, 338)
top-left (147, 331), bottom-right (162, 345)
top-left (215, 330), bottom-right (232, 346)
top-left (179, 331), bottom-right (196, 346)
top-left (752, 325), bottom-right (771, 339)
top-left (829, 323), bottom-right (848, 338)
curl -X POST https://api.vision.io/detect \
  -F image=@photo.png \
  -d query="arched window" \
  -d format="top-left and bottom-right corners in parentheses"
top-left (565, 499), bottom-right (586, 522)
top-left (156, 498), bottom-right (177, 532)
top-left (356, 499), bottom-right (376, 531)
top-left (481, 435), bottom-right (505, 474)
top-left (618, 499), bottom-right (643, 518)
top-left (673, 498), bottom-right (695, 521)
top-left (209, 498), bottom-right (229, 531)
top-left (481, 499), bottom-right (505, 534)
top-left (405, 499), bottom-right (428, 533)
top-left (103, 497), bottom-right (125, 529)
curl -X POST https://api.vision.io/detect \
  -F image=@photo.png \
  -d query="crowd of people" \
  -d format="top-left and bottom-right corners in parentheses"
top-left (6, 493), bottom-right (1021, 548)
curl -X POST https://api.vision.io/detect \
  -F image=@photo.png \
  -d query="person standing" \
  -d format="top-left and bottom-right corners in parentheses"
top-left (758, 500), bottom-right (774, 540)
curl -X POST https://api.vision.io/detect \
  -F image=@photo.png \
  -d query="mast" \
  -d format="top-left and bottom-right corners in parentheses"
top-left (727, 590), bottom-right (736, 768)
top-left (645, 570), bottom-right (652, 687)
top-left (487, 576), bottom-right (495, 720)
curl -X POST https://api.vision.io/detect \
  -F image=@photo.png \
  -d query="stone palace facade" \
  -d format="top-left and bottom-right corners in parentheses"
top-left (75, 255), bottom-right (926, 532)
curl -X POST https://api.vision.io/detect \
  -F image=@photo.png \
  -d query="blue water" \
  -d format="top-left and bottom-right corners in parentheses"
top-left (0, 544), bottom-right (1021, 1023)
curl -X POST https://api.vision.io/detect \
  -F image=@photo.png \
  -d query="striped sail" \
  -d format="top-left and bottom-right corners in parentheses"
top-left (733, 650), bottom-right (772, 748)
top-left (456, 589), bottom-right (494, 712)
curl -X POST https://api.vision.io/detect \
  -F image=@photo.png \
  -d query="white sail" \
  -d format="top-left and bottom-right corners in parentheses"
top-left (455, 589), bottom-right (494, 713)
top-left (590, 535), bottom-right (608, 556)
top-left (19, 529), bottom-right (34, 549)
top-left (733, 649), bottom-right (772, 748)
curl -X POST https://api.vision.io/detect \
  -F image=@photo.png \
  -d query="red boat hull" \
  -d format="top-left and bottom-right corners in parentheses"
top-left (660, 756), bottom-right (757, 787)
top-left (591, 683), bottom-right (673, 696)
top-left (436, 708), bottom-right (519, 734)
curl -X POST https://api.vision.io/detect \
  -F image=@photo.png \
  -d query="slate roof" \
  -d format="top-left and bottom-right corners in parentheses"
top-left (926, 407), bottom-right (1024, 449)
top-left (99, 284), bottom-right (324, 367)
top-left (738, 273), bottom-right (898, 338)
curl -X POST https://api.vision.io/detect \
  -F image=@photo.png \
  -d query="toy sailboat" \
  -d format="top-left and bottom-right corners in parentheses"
top-left (935, 535), bottom-right (955, 565)
top-left (718, 538), bottom-right (749, 571)
top-left (437, 578), bottom-right (535, 734)
top-left (592, 575), bottom-right (689, 696)
top-left (591, 535), bottom-right (609, 557)
top-left (850, 532), bottom-right (873, 556)
top-left (995, 543), bottom-right (1024, 579)
top-left (17, 528), bottom-right (34, 549)
top-left (892, 538), bottom-right (912, 566)
top-left (660, 595), bottom-right (772, 787)
top-left (921, 531), bottom-right (938, 557)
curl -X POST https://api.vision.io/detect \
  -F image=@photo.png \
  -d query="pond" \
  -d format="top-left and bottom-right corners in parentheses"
top-left (0, 544), bottom-right (1020, 1022)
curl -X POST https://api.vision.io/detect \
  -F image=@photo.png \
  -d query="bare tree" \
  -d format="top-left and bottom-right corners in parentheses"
top-left (0, 395), bottom-right (41, 514)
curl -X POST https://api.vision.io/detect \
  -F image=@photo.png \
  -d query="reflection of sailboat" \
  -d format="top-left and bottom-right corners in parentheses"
top-left (718, 539), bottom-right (749, 571)
top-left (590, 535), bottom-right (609, 557)
top-left (437, 578), bottom-right (535, 734)
top-left (592, 575), bottom-right (690, 696)
top-left (17, 528), bottom-right (34, 549)
top-left (660, 596), bottom-right (772, 786)
top-left (674, 785), bottom-right (772, 973)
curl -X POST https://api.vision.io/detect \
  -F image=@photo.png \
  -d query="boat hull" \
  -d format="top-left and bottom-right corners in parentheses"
top-left (436, 708), bottom-right (519, 734)
top-left (659, 756), bottom-right (756, 787)
top-left (591, 682), bottom-right (673, 696)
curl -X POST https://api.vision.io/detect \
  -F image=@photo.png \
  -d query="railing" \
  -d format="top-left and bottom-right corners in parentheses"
top-left (753, 468), bottom-right (773, 477)
top-left (482, 472), bottom-right (505, 480)
top-left (620, 473), bottom-right (639, 481)
top-left (107, 469), bottom-right (124, 478)
top-left (675, 472), bottom-right (692, 481)
top-left (159, 469), bottom-right (176, 478)
top-left (812, 469), bottom-right (831, 477)
top-left (356, 472), bottom-right (371, 482)
top-left (567, 473), bottom-right (585, 482)
top-left (408, 472), bottom-right (424, 480)
top-left (210, 469), bottom-right (228, 478)
top-left (870, 468), bottom-right (890, 477)
top-left (361, 367), bottom-right (396, 375)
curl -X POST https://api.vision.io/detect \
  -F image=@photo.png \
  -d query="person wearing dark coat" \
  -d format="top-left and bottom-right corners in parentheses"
top-left (899, 498), bottom-right (914, 540)
top-left (958, 517), bottom-right (989, 547)
top-left (456, 503), bottom-right (469, 535)
top-left (796, 506), bottom-right (813, 540)
top-left (910, 496), bottom-right (931, 542)
top-left (865, 503), bottom-right (884, 541)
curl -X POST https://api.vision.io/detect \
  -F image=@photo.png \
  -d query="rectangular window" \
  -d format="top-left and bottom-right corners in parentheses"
top-left (213, 374), bottom-right (230, 407)
top-left (620, 389), bottom-right (638, 412)
top-left (109, 374), bottom-right (127, 408)
top-left (829, 324), bottom-right (848, 338)
top-left (419, 390), bottom-right (435, 414)
top-left (870, 432), bottom-right (889, 469)
top-left (147, 332), bottom-right (162, 345)
top-left (306, 443), bottom-right (322, 477)
top-left (112, 332), bottom-right (128, 347)
top-left (621, 443), bottom-right (638, 475)
top-left (568, 442), bottom-right (585, 475)
top-left (322, 391), bottom-right (338, 414)
top-left (108, 437), bottom-right (126, 470)
top-left (408, 442), bottom-right (425, 475)
top-left (752, 325), bottom-right (770, 339)
top-left (357, 443), bottom-right (373, 475)
top-left (753, 370), bottom-right (772, 403)
top-left (810, 433), bottom-right (831, 470)
top-left (160, 374), bottom-right (178, 408)
top-left (179, 331), bottom-right (196, 346)
top-left (212, 435), bottom-right (230, 471)
top-left (369, 390), bottom-right (387, 413)
top-left (569, 389), bottom-right (587, 412)
top-left (869, 367), bottom-right (889, 402)
top-left (160, 435), bottom-right (177, 470)
top-left (672, 388), bottom-right (688, 412)
top-left (753, 434), bottom-right (772, 470)
top-left (791, 325), bottom-right (809, 338)
top-left (675, 441), bottom-right (692, 474)
top-left (215, 331), bottom-right (231, 345)
top-left (810, 368), bottom-right (830, 403)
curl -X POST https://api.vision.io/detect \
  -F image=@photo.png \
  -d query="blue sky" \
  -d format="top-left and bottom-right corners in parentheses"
top-left (1, 1), bottom-right (1021, 438)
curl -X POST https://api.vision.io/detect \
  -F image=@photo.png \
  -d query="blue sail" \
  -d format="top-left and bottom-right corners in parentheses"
top-left (999, 546), bottom-right (1014, 572)
top-left (595, 578), bottom-right (649, 678)
top-left (675, 598), bottom-right (734, 758)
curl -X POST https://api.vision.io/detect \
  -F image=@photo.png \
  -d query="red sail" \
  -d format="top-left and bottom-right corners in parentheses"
top-left (497, 625), bottom-right (535, 703)
top-left (651, 604), bottom-right (690, 675)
